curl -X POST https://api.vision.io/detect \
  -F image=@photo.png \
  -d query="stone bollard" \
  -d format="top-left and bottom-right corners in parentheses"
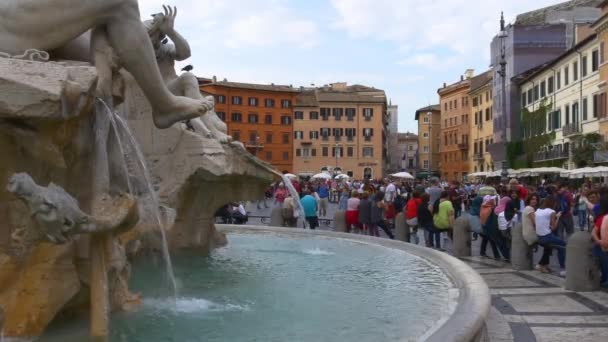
top-left (510, 223), bottom-right (533, 270)
top-left (565, 231), bottom-right (601, 292)
top-left (452, 214), bottom-right (471, 257)
top-left (334, 211), bottom-right (347, 232)
top-left (270, 207), bottom-right (284, 227)
top-left (395, 213), bottom-right (410, 242)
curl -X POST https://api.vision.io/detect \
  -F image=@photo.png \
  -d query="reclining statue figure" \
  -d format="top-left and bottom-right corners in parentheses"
top-left (7, 173), bottom-right (139, 244)
top-left (0, 0), bottom-right (212, 129)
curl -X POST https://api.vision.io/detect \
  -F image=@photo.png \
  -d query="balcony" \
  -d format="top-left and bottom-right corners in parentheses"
top-left (458, 143), bottom-right (469, 151)
top-left (473, 153), bottom-right (484, 161)
top-left (562, 123), bottom-right (582, 137)
top-left (245, 141), bottom-right (264, 149)
top-left (534, 149), bottom-right (569, 162)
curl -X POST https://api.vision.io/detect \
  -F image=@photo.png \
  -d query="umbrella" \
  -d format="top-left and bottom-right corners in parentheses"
top-left (391, 171), bottom-right (414, 179)
top-left (312, 172), bottom-right (332, 180)
top-left (283, 173), bottom-right (297, 179)
top-left (334, 174), bottom-right (349, 180)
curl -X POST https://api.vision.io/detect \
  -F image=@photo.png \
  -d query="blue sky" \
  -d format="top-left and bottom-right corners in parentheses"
top-left (140, 0), bottom-right (565, 133)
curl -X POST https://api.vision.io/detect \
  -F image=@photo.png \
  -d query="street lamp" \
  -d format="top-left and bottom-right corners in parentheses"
top-left (334, 143), bottom-right (340, 173)
top-left (497, 11), bottom-right (509, 175)
top-left (427, 111), bottom-right (432, 178)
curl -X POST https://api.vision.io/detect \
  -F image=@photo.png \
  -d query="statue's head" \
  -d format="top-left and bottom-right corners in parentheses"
top-left (144, 13), bottom-right (166, 48)
top-left (7, 173), bottom-right (36, 198)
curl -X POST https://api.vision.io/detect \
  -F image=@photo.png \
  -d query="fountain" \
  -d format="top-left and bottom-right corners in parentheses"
top-left (0, 1), bottom-right (490, 341)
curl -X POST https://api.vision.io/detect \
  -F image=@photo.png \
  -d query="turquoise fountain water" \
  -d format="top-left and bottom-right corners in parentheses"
top-left (38, 232), bottom-right (453, 342)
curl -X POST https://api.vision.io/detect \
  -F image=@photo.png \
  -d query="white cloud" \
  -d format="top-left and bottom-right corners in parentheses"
top-left (330, 0), bottom-right (565, 68)
top-left (138, 0), bottom-right (319, 49)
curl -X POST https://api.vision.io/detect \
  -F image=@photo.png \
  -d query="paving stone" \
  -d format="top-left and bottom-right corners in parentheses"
top-left (531, 327), bottom-right (608, 342)
top-left (502, 294), bottom-right (594, 313)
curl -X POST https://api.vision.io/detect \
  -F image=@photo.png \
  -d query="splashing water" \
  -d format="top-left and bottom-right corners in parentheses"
top-left (302, 248), bottom-right (335, 256)
top-left (144, 297), bottom-right (250, 314)
top-left (96, 99), bottom-right (177, 298)
top-left (281, 174), bottom-right (306, 227)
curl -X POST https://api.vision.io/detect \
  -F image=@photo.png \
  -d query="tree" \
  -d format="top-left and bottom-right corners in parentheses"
top-left (572, 133), bottom-right (603, 168)
top-left (507, 100), bottom-right (555, 168)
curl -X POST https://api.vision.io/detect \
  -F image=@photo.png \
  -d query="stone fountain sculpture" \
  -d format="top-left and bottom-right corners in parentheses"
top-left (0, 0), bottom-right (278, 340)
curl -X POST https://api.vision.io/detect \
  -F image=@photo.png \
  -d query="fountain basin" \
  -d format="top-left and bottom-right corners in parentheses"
top-left (38, 225), bottom-right (489, 342)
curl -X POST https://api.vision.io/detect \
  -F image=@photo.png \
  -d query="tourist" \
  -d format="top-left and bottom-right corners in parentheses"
top-left (370, 191), bottom-right (395, 239)
top-left (232, 202), bottom-right (248, 224)
top-left (556, 183), bottom-right (574, 239)
top-left (592, 195), bottom-right (608, 288)
top-left (338, 188), bottom-right (349, 211)
top-left (300, 190), bottom-right (319, 230)
top-left (522, 194), bottom-right (540, 246)
top-left (432, 191), bottom-right (454, 250)
top-left (346, 190), bottom-right (361, 233)
top-left (317, 181), bottom-right (330, 217)
top-left (274, 183), bottom-right (288, 207)
top-left (418, 193), bottom-right (440, 248)
top-left (405, 191), bottom-right (422, 244)
top-left (535, 196), bottom-right (567, 276)
top-left (481, 195), bottom-right (509, 260)
top-left (282, 194), bottom-right (298, 228)
top-left (449, 182), bottom-right (463, 218)
top-left (358, 191), bottom-right (372, 235)
top-left (426, 178), bottom-right (442, 211)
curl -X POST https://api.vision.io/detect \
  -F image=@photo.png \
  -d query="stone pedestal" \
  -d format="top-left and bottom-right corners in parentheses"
top-left (453, 215), bottom-right (471, 257)
top-left (511, 223), bottom-right (533, 271)
top-left (334, 211), bottom-right (347, 233)
top-left (270, 207), bottom-right (284, 227)
top-left (395, 213), bottom-right (409, 242)
top-left (565, 231), bottom-right (601, 292)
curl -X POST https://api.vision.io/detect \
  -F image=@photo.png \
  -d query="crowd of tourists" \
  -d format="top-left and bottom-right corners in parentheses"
top-left (269, 175), bottom-right (608, 288)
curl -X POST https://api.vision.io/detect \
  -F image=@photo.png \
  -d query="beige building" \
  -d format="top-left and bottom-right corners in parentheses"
top-left (469, 70), bottom-right (495, 173)
top-left (293, 83), bottom-right (388, 179)
top-left (415, 105), bottom-right (441, 179)
top-left (397, 132), bottom-right (418, 174)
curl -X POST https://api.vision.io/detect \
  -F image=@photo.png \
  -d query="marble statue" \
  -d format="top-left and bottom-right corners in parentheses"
top-left (7, 173), bottom-right (138, 244)
top-left (144, 6), bottom-right (231, 142)
top-left (0, 0), bottom-right (212, 129)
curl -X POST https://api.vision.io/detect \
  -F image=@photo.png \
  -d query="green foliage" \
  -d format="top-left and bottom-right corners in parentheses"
top-left (507, 100), bottom-right (555, 169)
top-left (572, 133), bottom-right (602, 168)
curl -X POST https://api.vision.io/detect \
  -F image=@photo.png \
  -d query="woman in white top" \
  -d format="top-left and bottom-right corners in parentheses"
top-left (535, 196), bottom-right (567, 276)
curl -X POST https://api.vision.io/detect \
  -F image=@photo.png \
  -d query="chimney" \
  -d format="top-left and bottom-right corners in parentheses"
top-left (460, 75), bottom-right (464, 81)
top-left (223, 78), bottom-right (227, 82)
top-left (443, 82), bottom-right (447, 88)
top-left (212, 75), bottom-right (217, 82)
top-left (465, 69), bottom-right (475, 79)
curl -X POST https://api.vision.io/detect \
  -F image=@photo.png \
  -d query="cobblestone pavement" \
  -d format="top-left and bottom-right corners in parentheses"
top-left (243, 201), bottom-right (608, 341)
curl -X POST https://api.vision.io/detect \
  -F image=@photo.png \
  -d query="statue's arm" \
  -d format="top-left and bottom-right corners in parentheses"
top-left (165, 29), bottom-right (191, 61)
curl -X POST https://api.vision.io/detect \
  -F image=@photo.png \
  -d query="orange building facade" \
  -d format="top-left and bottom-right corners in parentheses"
top-left (200, 81), bottom-right (299, 172)
top-left (438, 71), bottom-right (473, 182)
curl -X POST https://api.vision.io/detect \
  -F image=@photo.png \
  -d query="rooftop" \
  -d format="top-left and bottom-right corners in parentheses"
top-left (469, 70), bottom-right (493, 93)
top-left (414, 104), bottom-right (440, 121)
top-left (200, 79), bottom-right (301, 93)
top-left (295, 83), bottom-right (387, 106)
top-left (515, 0), bottom-right (603, 25)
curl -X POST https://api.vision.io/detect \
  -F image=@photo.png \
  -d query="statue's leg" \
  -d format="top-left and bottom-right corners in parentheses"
top-left (166, 75), bottom-right (213, 138)
top-left (91, 27), bottom-right (115, 100)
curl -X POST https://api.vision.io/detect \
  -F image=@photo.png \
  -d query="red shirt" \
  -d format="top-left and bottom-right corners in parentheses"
top-left (405, 198), bottom-right (422, 219)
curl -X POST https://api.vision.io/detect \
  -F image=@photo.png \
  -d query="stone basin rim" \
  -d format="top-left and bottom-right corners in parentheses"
top-left (217, 224), bottom-right (490, 342)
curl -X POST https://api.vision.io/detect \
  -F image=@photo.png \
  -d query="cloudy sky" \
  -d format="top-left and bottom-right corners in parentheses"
top-left (140, 0), bottom-right (566, 133)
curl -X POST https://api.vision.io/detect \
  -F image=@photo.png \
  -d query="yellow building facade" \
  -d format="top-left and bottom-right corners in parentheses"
top-left (593, 2), bottom-right (608, 150)
top-left (468, 71), bottom-right (495, 173)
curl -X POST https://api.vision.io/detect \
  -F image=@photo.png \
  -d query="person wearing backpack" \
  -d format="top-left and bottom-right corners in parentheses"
top-left (556, 183), bottom-right (574, 239)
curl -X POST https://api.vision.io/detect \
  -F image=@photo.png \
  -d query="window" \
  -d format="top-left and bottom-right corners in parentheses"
top-left (472, 97), bottom-right (479, 107)
top-left (347, 146), bottom-right (354, 157)
top-left (363, 128), bottom-right (374, 141)
top-left (332, 147), bottom-right (343, 158)
top-left (282, 133), bottom-right (289, 144)
top-left (294, 111), bottom-right (304, 120)
top-left (309, 111), bottom-right (319, 120)
top-left (423, 117), bottom-right (430, 123)
top-left (423, 132), bottom-right (429, 139)
top-left (294, 131), bottom-right (304, 139)
top-left (601, 42), bottom-right (605, 65)
top-left (573, 61), bottom-right (578, 81)
top-left (248, 114), bottom-right (258, 123)
top-left (363, 108), bottom-right (373, 121)
top-left (320, 108), bottom-right (330, 120)
top-left (583, 97), bottom-right (588, 121)
top-left (346, 108), bottom-right (356, 121)
top-left (320, 128), bottom-right (330, 140)
top-left (231, 112), bottom-right (242, 122)
top-left (522, 92), bottom-right (527, 107)
top-left (295, 149), bottom-right (301, 157)
top-left (557, 71), bottom-right (561, 90)
top-left (548, 76), bottom-right (554, 94)
top-left (332, 108), bottom-right (343, 121)
top-left (540, 81), bottom-right (546, 98)
top-left (248, 97), bottom-right (259, 106)
top-left (582, 55), bottom-right (588, 77)
top-left (309, 131), bottom-right (319, 139)
top-left (264, 115), bottom-right (272, 124)
top-left (572, 102), bottom-right (579, 124)
top-left (232, 96), bottom-right (242, 105)
top-left (444, 103), bottom-right (447, 111)
top-left (216, 112), bottom-right (226, 121)
top-left (322, 147), bottom-right (328, 156)
top-left (311, 148), bottom-right (317, 157)
top-left (265, 151), bottom-right (272, 160)
top-left (232, 131), bottom-right (240, 141)
top-left (264, 99), bottom-right (275, 108)
top-left (485, 108), bottom-right (490, 121)
top-left (249, 131), bottom-right (258, 143)
top-left (281, 100), bottom-right (291, 108)
top-left (593, 49), bottom-right (599, 72)
top-left (332, 128), bottom-right (344, 141)
top-left (266, 133), bottom-right (273, 144)
top-left (345, 128), bottom-right (356, 141)
top-left (282, 151), bottom-right (289, 160)
top-left (280, 116), bottom-right (292, 125)
top-left (565, 105), bottom-right (570, 125)
top-left (527, 89), bottom-right (533, 104)
top-left (217, 95), bottom-right (226, 104)
top-left (423, 160), bottom-right (429, 169)
top-left (362, 147), bottom-right (374, 157)
top-left (423, 146), bottom-right (429, 153)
